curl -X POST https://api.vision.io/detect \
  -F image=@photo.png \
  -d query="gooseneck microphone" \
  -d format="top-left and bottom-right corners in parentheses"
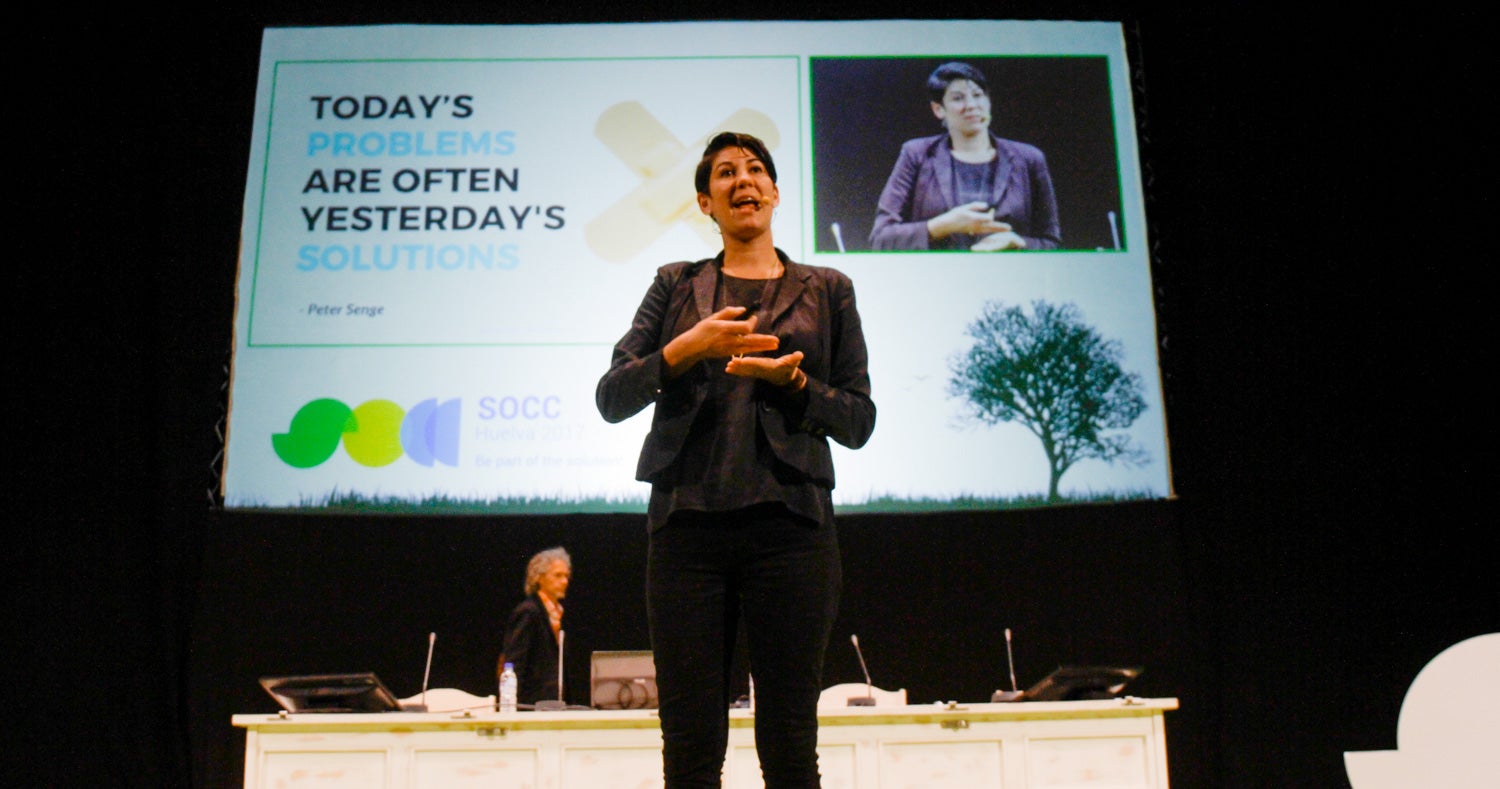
top-left (848, 635), bottom-right (876, 706)
top-left (403, 632), bottom-right (437, 711)
top-left (535, 630), bottom-right (567, 711)
top-left (423, 631), bottom-right (436, 704)
top-left (992, 627), bottom-right (1025, 702)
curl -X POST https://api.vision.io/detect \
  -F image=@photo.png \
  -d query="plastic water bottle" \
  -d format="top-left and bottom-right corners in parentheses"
top-left (499, 662), bottom-right (518, 713)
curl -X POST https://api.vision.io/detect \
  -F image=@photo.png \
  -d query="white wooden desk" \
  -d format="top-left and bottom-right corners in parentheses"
top-left (234, 697), bottom-right (1177, 788)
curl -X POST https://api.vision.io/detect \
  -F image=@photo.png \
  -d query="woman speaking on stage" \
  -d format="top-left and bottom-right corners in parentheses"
top-left (596, 131), bottom-right (875, 788)
top-left (869, 61), bottom-right (1062, 252)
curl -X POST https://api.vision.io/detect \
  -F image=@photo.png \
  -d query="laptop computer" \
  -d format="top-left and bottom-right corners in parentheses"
top-left (1024, 665), bottom-right (1142, 701)
top-left (590, 650), bottom-right (658, 710)
top-left (259, 672), bottom-right (402, 713)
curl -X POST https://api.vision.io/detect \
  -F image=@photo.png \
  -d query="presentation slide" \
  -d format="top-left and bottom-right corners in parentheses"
top-left (220, 20), bottom-right (1172, 513)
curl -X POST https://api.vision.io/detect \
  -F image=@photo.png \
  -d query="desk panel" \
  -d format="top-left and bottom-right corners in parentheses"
top-left (235, 698), bottom-right (1177, 789)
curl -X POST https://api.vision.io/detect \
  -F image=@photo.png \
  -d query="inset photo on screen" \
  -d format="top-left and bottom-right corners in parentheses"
top-left (812, 56), bottom-right (1123, 254)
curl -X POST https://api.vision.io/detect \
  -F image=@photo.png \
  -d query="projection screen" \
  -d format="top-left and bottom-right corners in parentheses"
top-left (220, 20), bottom-right (1173, 514)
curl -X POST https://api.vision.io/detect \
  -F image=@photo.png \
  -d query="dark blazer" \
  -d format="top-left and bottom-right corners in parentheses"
top-left (870, 132), bottom-right (1061, 251)
top-left (500, 594), bottom-right (560, 704)
top-left (596, 251), bottom-right (875, 504)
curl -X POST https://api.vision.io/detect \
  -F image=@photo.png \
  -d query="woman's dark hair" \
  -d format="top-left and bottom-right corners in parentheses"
top-left (926, 61), bottom-right (989, 103)
top-left (694, 131), bottom-right (777, 195)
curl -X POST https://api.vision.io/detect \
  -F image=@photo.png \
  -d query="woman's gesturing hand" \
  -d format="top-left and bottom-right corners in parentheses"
top-left (726, 350), bottom-right (806, 389)
top-left (663, 306), bottom-right (780, 375)
top-left (927, 201), bottom-right (1012, 241)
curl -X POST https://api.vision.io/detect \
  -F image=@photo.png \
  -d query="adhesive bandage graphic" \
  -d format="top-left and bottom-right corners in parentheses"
top-left (585, 101), bottom-right (780, 262)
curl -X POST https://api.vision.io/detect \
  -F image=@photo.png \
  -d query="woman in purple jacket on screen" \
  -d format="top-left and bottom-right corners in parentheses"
top-left (870, 61), bottom-right (1062, 252)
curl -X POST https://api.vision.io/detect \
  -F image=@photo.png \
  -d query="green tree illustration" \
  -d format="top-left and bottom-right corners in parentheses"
top-left (949, 300), bottom-right (1148, 502)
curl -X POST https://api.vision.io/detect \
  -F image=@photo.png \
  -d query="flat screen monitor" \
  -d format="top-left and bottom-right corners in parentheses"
top-left (259, 672), bottom-right (402, 713)
top-left (1024, 665), bottom-right (1142, 701)
top-left (590, 650), bottom-right (658, 710)
top-left (219, 20), bottom-right (1174, 516)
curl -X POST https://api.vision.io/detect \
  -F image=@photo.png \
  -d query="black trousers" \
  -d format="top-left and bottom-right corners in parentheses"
top-left (647, 504), bottom-right (840, 789)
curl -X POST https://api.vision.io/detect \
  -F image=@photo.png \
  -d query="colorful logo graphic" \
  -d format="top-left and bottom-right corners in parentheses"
top-left (272, 398), bottom-right (461, 468)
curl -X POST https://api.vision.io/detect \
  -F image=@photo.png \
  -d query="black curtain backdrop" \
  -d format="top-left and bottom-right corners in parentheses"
top-left (16, 5), bottom-right (1492, 788)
